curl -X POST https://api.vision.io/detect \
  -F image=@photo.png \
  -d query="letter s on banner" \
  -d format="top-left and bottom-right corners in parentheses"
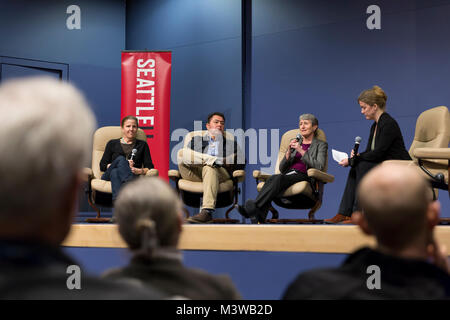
top-left (121, 51), bottom-right (172, 181)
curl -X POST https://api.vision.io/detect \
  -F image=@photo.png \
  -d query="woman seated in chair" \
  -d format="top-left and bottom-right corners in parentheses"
top-left (100, 115), bottom-right (154, 201)
top-left (238, 113), bottom-right (327, 223)
top-left (325, 85), bottom-right (411, 224)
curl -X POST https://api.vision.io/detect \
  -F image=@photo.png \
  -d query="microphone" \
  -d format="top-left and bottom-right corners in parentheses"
top-left (130, 148), bottom-right (137, 161)
top-left (349, 136), bottom-right (362, 167)
top-left (290, 133), bottom-right (302, 157)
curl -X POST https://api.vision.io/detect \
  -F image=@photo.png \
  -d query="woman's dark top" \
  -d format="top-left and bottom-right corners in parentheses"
top-left (289, 144), bottom-right (311, 173)
top-left (358, 112), bottom-right (411, 163)
top-left (99, 138), bottom-right (154, 172)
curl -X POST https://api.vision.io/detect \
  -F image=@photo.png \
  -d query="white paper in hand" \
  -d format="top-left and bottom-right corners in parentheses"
top-left (332, 149), bottom-right (348, 163)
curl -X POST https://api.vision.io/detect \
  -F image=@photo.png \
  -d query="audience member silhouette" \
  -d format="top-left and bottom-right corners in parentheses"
top-left (103, 177), bottom-right (242, 300)
top-left (284, 163), bottom-right (450, 299)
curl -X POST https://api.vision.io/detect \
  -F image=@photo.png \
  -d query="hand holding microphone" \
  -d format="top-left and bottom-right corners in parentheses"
top-left (287, 133), bottom-right (302, 158)
top-left (349, 136), bottom-right (362, 167)
top-left (128, 148), bottom-right (137, 168)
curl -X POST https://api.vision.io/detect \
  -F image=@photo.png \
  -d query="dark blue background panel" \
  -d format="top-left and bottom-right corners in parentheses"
top-left (248, 0), bottom-right (450, 218)
top-left (64, 247), bottom-right (347, 300)
top-left (126, 0), bottom-right (241, 50)
top-left (126, 0), bottom-right (243, 166)
top-left (0, 0), bottom-right (126, 128)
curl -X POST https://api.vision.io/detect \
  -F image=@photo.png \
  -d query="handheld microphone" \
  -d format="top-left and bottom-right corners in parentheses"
top-left (130, 148), bottom-right (137, 161)
top-left (349, 136), bottom-right (362, 167)
top-left (290, 133), bottom-right (302, 157)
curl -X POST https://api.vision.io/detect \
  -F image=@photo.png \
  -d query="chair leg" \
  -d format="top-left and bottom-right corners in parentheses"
top-left (86, 195), bottom-right (101, 219)
top-left (225, 204), bottom-right (237, 219)
top-left (225, 187), bottom-right (240, 220)
top-left (85, 193), bottom-right (111, 223)
top-left (308, 200), bottom-right (322, 220)
top-left (261, 206), bottom-right (279, 224)
top-left (84, 183), bottom-right (110, 222)
top-left (182, 207), bottom-right (190, 219)
top-left (217, 190), bottom-right (239, 224)
top-left (269, 206), bottom-right (279, 220)
top-left (214, 204), bottom-right (239, 224)
top-left (85, 206), bottom-right (111, 223)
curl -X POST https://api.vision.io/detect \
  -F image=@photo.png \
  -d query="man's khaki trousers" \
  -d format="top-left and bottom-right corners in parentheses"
top-left (178, 148), bottom-right (230, 210)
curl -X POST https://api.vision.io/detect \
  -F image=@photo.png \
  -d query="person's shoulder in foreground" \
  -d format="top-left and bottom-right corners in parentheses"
top-left (283, 247), bottom-right (450, 299)
top-left (0, 241), bottom-right (163, 299)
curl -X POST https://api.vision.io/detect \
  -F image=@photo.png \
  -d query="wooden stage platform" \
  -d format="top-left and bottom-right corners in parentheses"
top-left (62, 224), bottom-right (450, 254)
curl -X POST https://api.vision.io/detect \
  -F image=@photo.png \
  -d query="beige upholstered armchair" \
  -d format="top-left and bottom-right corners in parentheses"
top-left (168, 130), bottom-right (245, 223)
top-left (253, 128), bottom-right (334, 223)
top-left (385, 106), bottom-right (449, 196)
top-left (414, 148), bottom-right (449, 196)
top-left (84, 126), bottom-right (158, 222)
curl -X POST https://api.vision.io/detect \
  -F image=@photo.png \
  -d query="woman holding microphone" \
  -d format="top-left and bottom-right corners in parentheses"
top-left (100, 116), bottom-right (154, 202)
top-left (325, 86), bottom-right (411, 224)
top-left (238, 113), bottom-right (328, 223)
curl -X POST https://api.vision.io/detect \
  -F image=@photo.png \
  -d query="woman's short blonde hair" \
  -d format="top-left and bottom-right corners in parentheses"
top-left (358, 85), bottom-right (387, 110)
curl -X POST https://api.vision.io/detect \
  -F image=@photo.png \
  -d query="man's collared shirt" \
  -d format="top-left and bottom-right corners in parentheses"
top-left (206, 134), bottom-right (220, 157)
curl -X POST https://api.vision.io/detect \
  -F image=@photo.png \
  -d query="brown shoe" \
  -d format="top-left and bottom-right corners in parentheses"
top-left (324, 214), bottom-right (351, 224)
top-left (187, 209), bottom-right (213, 224)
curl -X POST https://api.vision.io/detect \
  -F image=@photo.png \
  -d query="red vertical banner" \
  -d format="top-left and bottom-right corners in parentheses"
top-left (121, 51), bottom-right (171, 181)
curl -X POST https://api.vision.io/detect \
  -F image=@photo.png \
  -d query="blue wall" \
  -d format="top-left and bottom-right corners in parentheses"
top-left (126, 0), bottom-right (242, 148)
top-left (0, 0), bottom-right (125, 213)
top-left (248, 0), bottom-right (450, 219)
top-left (0, 0), bottom-right (125, 127)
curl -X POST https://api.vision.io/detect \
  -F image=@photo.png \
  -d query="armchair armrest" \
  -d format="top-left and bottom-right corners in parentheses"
top-left (145, 168), bottom-right (159, 177)
top-left (253, 170), bottom-right (272, 181)
top-left (232, 170), bottom-right (245, 183)
top-left (307, 168), bottom-right (334, 183)
top-left (414, 148), bottom-right (450, 160)
top-left (81, 167), bottom-right (93, 183)
top-left (168, 169), bottom-right (181, 181)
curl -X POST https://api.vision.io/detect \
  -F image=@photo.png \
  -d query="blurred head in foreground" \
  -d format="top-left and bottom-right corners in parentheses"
top-left (354, 163), bottom-right (440, 255)
top-left (114, 177), bottom-right (183, 255)
top-left (0, 77), bottom-right (96, 246)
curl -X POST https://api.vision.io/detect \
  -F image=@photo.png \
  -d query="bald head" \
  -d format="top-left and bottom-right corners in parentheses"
top-left (357, 163), bottom-right (433, 250)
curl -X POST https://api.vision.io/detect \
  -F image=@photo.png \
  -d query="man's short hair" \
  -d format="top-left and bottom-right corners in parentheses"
top-left (0, 77), bottom-right (96, 223)
top-left (207, 112), bottom-right (225, 124)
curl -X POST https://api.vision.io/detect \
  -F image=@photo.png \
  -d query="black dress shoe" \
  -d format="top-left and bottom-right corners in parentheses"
top-left (237, 205), bottom-right (250, 218)
top-left (255, 210), bottom-right (267, 224)
top-left (241, 200), bottom-right (267, 223)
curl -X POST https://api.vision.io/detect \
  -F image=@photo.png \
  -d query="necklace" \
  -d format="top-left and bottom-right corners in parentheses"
top-left (121, 137), bottom-right (132, 144)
